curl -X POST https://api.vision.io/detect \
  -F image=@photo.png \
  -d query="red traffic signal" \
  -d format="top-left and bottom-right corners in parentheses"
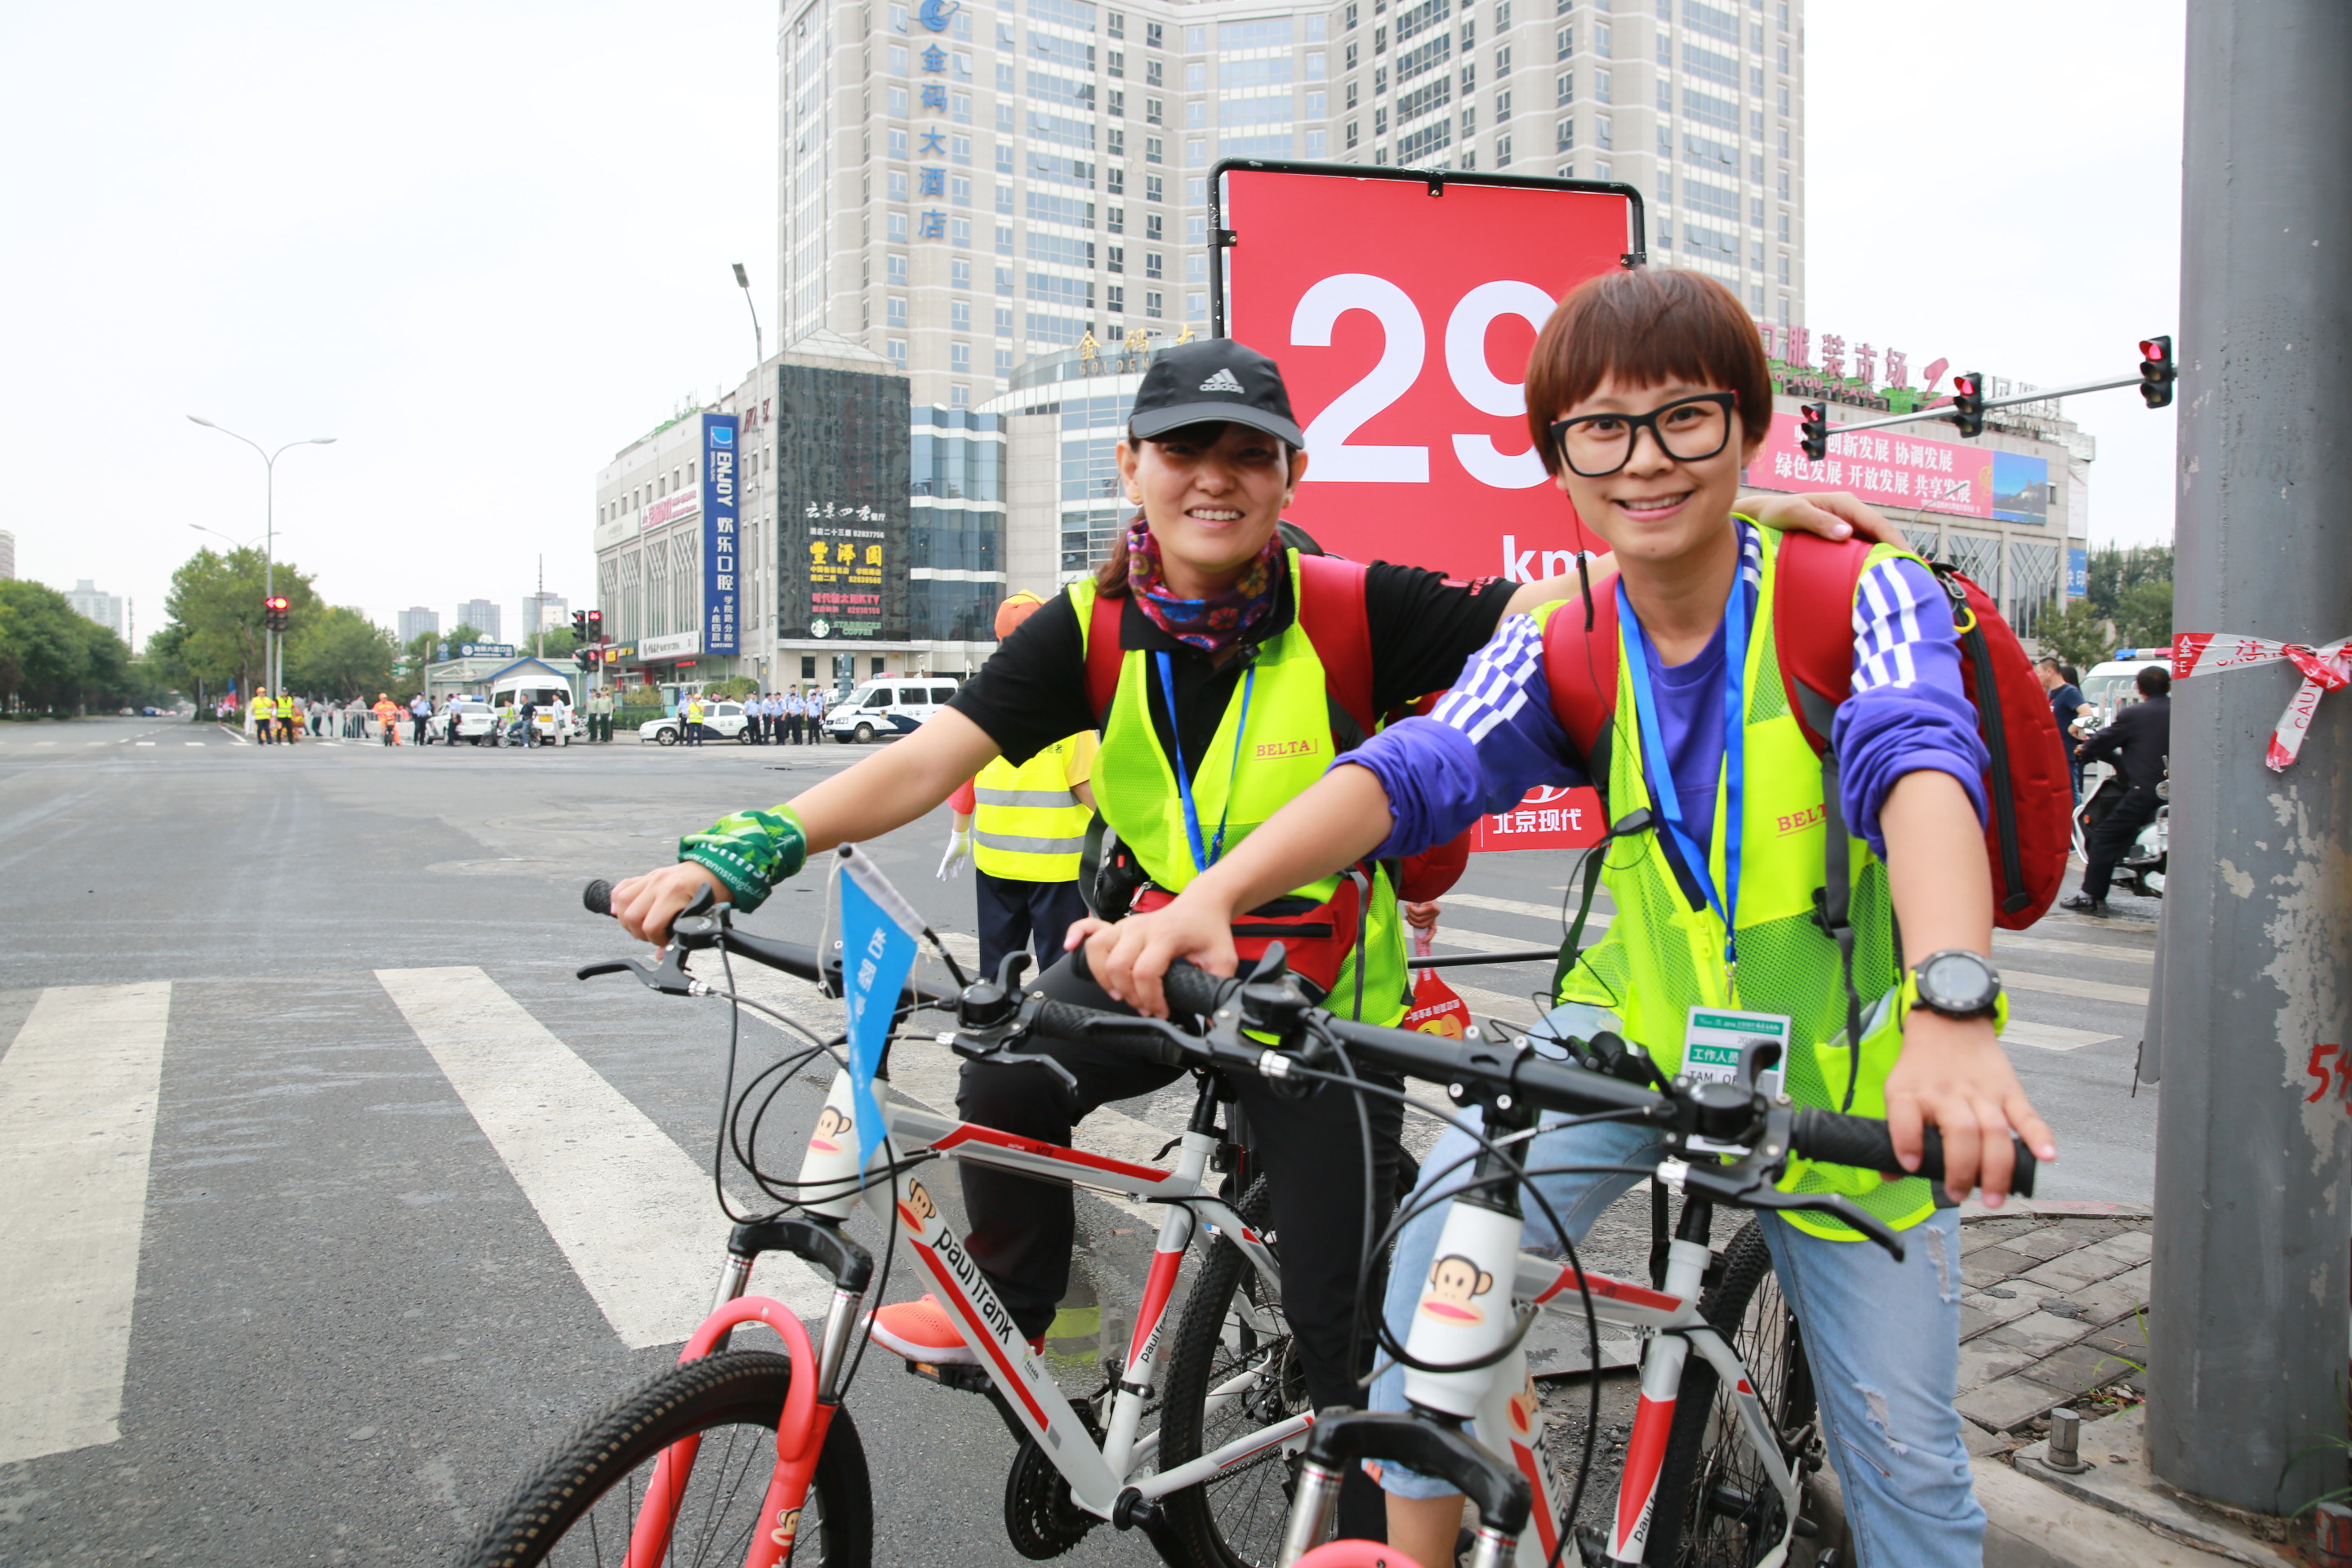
top-left (262, 595), bottom-right (291, 631)
top-left (1950, 372), bottom-right (1986, 439)
top-left (586, 608), bottom-right (604, 629)
top-left (1798, 402), bottom-right (1829, 463)
top-left (2137, 335), bottom-right (2175, 409)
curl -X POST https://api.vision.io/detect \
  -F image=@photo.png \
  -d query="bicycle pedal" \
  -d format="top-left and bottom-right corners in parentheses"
top-left (906, 1359), bottom-right (995, 1395)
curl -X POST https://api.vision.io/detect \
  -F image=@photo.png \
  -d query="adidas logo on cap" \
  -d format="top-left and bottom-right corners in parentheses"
top-left (1198, 366), bottom-right (1245, 394)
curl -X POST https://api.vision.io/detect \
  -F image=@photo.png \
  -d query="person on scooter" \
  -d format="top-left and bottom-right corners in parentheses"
top-left (2062, 664), bottom-right (2170, 915)
top-left (1080, 270), bottom-right (2056, 1568)
top-left (605, 336), bottom-right (1900, 1541)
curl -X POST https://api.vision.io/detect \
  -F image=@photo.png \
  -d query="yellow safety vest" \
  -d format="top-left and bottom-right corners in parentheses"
top-left (1071, 552), bottom-right (1410, 1026)
top-left (973, 737), bottom-right (1093, 881)
top-left (1547, 528), bottom-right (1950, 1241)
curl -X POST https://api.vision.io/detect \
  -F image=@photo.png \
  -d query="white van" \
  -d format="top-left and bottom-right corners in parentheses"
top-left (825, 679), bottom-right (961, 743)
top-left (488, 676), bottom-right (582, 747)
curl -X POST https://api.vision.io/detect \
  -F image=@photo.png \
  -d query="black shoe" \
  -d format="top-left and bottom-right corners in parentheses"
top-left (2059, 893), bottom-right (2110, 915)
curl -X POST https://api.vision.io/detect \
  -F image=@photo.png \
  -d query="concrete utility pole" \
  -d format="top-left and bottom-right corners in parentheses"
top-left (2148, 0), bottom-right (2352, 1517)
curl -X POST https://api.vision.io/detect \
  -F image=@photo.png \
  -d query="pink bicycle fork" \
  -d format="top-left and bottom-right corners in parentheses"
top-left (624, 1295), bottom-right (833, 1568)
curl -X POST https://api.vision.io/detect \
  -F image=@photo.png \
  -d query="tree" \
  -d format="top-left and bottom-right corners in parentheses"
top-left (2042, 599), bottom-right (2113, 671)
top-left (287, 607), bottom-right (401, 699)
top-left (0, 580), bottom-right (138, 713)
top-left (154, 547), bottom-right (322, 695)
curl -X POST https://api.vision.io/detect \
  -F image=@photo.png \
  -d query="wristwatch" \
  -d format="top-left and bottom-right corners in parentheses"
top-left (1906, 949), bottom-right (2004, 1020)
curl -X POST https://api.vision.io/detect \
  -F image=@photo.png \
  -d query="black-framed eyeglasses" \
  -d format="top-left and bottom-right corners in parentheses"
top-left (1547, 393), bottom-right (1738, 478)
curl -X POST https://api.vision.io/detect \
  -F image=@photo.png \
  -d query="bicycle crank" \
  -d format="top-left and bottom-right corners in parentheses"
top-left (1003, 1408), bottom-right (1105, 1559)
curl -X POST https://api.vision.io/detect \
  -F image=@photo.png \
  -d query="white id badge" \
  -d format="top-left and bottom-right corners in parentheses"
top-left (1682, 1007), bottom-right (1791, 1156)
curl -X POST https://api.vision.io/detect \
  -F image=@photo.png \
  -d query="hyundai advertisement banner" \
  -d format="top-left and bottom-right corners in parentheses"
top-left (702, 414), bottom-right (740, 656)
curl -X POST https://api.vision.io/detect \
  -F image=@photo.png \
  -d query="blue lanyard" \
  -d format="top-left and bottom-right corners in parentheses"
top-left (1156, 649), bottom-right (1255, 875)
top-left (1616, 567), bottom-right (1748, 978)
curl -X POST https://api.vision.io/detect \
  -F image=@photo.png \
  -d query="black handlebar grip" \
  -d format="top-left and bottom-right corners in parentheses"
top-left (1789, 1108), bottom-right (2037, 1200)
top-left (583, 880), bottom-right (614, 916)
top-left (1028, 998), bottom-right (1188, 1067)
top-left (1159, 960), bottom-right (1231, 1020)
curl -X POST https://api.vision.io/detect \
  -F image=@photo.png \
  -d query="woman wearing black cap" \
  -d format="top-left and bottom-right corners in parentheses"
top-left (607, 336), bottom-right (1893, 1537)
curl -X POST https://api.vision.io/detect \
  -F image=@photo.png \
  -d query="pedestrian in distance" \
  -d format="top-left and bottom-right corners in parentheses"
top-left (2061, 664), bottom-right (2172, 915)
top-left (410, 692), bottom-right (431, 747)
top-left (2036, 656), bottom-right (2090, 799)
top-left (371, 692), bottom-right (401, 746)
top-left (682, 692), bottom-right (706, 747)
top-left (603, 330), bottom-right (1897, 1543)
top-left (1080, 271), bottom-right (2051, 1568)
top-left (251, 688), bottom-right (274, 745)
top-left (786, 687), bottom-right (805, 744)
top-left (517, 694), bottom-right (540, 748)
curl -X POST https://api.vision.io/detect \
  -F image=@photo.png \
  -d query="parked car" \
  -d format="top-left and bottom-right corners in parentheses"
top-left (429, 697), bottom-right (501, 746)
top-left (488, 678), bottom-right (584, 747)
top-left (638, 700), bottom-right (754, 746)
top-left (825, 679), bottom-right (960, 743)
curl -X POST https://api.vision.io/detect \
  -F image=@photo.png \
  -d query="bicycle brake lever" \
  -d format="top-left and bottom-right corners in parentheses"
top-left (1678, 1160), bottom-right (1908, 1263)
top-left (575, 960), bottom-right (635, 980)
top-left (947, 1039), bottom-right (1080, 1092)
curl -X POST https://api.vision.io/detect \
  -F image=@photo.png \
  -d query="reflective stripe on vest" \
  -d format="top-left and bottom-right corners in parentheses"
top-left (971, 739), bottom-right (1092, 880)
top-left (1547, 529), bottom-right (1936, 1241)
top-left (1070, 554), bottom-right (1410, 1026)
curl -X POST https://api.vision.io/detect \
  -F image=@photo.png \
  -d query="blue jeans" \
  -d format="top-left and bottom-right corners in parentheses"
top-left (1371, 1016), bottom-right (1983, 1567)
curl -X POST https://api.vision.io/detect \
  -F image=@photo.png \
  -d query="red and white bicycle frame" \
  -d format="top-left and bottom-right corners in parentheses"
top-left (623, 1060), bottom-right (1301, 1568)
top-left (1377, 1164), bottom-right (1802, 1568)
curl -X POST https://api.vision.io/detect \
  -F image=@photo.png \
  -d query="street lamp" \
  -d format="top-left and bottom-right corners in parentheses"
top-left (188, 417), bottom-right (335, 694)
top-left (733, 262), bottom-right (764, 368)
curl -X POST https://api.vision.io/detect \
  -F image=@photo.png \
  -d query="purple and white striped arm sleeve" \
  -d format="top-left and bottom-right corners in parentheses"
top-left (1331, 612), bottom-right (1590, 861)
top-left (1831, 555), bottom-right (1991, 856)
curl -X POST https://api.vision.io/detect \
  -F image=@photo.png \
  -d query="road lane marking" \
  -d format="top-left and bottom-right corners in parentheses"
top-left (376, 967), bottom-right (825, 1347)
top-left (1430, 926), bottom-right (1566, 959)
top-left (2002, 1019), bottom-right (2120, 1052)
top-left (0, 982), bottom-right (173, 1465)
top-left (1441, 891), bottom-right (1576, 925)
top-left (2002, 969), bottom-right (2149, 1007)
top-left (1995, 932), bottom-right (2153, 964)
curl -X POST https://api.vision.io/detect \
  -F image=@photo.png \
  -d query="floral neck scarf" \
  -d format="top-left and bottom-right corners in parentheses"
top-left (1125, 519), bottom-right (1283, 653)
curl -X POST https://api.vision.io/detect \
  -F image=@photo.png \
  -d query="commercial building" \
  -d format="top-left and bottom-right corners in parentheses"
top-left (456, 599), bottom-right (503, 640)
top-left (65, 579), bottom-right (124, 639)
top-left (519, 593), bottom-right (569, 638)
top-left (398, 607), bottom-right (440, 644)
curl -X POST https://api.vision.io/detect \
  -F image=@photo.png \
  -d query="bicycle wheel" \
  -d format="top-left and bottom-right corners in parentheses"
top-left (1645, 1219), bottom-right (1817, 1568)
top-left (1158, 1178), bottom-right (1308, 1568)
top-left (464, 1349), bottom-right (871, 1568)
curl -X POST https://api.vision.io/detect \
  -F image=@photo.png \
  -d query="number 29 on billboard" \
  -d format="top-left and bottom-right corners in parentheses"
top-left (1214, 163), bottom-right (1646, 583)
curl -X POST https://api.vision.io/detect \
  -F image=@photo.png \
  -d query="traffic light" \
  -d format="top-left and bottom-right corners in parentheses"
top-left (262, 595), bottom-right (290, 632)
top-left (586, 608), bottom-right (604, 639)
top-left (1798, 402), bottom-right (1829, 463)
top-left (2138, 335), bottom-right (2176, 409)
top-left (1950, 372), bottom-right (1986, 439)
top-left (576, 646), bottom-right (600, 670)
top-left (571, 610), bottom-right (589, 640)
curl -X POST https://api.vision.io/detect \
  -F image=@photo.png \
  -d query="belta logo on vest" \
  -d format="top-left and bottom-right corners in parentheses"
top-left (1198, 367), bottom-right (1245, 394)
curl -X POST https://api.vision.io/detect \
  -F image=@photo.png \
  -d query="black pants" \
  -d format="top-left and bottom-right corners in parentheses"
top-left (973, 870), bottom-right (1089, 981)
top-left (956, 956), bottom-right (1405, 1416)
top-left (2081, 786), bottom-right (2159, 901)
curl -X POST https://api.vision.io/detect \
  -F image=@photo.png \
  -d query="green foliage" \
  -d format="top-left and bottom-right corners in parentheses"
top-left (706, 675), bottom-right (760, 700)
top-left (533, 626), bottom-right (581, 661)
top-left (154, 547), bottom-right (322, 694)
top-left (0, 580), bottom-right (139, 712)
top-left (286, 607), bottom-right (401, 700)
top-left (2042, 600), bottom-right (2114, 671)
top-left (2082, 546), bottom-right (2174, 651)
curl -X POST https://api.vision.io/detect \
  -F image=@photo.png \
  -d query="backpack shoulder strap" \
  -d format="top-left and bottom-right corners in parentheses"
top-left (1771, 531), bottom-right (1876, 753)
top-left (1081, 586), bottom-right (1125, 725)
top-left (1539, 568), bottom-right (1620, 763)
top-left (1294, 551), bottom-right (1376, 739)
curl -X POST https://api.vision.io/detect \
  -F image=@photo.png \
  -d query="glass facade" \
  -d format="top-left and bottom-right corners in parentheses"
top-left (1056, 394), bottom-right (1129, 575)
top-left (910, 405), bottom-right (1009, 640)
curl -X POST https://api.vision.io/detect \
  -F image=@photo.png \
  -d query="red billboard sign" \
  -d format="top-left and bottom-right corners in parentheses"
top-left (1469, 784), bottom-right (1607, 854)
top-left (1748, 412), bottom-right (1997, 519)
top-left (1214, 163), bottom-right (1643, 584)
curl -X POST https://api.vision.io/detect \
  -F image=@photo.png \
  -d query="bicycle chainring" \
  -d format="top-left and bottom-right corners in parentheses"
top-left (1003, 1407), bottom-right (1105, 1559)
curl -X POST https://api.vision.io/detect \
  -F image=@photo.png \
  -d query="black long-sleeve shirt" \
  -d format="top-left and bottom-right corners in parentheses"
top-left (2075, 694), bottom-right (2170, 791)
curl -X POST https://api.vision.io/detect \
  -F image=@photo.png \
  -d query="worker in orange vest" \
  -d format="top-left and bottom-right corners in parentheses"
top-left (371, 693), bottom-right (403, 746)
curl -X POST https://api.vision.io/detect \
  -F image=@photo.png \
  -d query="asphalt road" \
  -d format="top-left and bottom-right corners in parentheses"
top-left (0, 715), bottom-right (2162, 1566)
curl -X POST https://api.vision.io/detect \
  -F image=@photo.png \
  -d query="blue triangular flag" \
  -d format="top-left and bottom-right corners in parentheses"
top-left (835, 847), bottom-right (924, 1173)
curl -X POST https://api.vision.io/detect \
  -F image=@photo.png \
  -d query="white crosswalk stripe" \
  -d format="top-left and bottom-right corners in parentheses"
top-left (0, 982), bottom-right (172, 1464)
top-left (376, 966), bottom-right (826, 1348)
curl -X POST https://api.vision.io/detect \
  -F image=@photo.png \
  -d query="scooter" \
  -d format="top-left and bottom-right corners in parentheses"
top-left (2073, 769), bottom-right (2168, 898)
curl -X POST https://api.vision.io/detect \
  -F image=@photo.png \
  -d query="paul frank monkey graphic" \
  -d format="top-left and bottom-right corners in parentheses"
top-left (896, 1178), bottom-right (938, 1235)
top-left (770, 1506), bottom-right (802, 1547)
top-left (808, 1104), bottom-right (853, 1156)
top-left (1418, 1253), bottom-right (1497, 1326)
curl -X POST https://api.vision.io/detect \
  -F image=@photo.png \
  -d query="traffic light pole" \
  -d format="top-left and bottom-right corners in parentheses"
top-left (2146, 0), bottom-right (2351, 1518)
top-left (1807, 372), bottom-right (2145, 443)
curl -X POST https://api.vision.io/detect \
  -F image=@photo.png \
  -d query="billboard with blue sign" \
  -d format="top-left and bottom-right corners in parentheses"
top-left (1992, 449), bottom-right (2051, 526)
top-left (702, 413), bottom-right (740, 655)
top-left (2067, 546), bottom-right (2088, 599)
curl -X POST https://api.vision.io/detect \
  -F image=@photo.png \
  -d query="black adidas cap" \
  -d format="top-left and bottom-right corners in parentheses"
top-left (1128, 339), bottom-right (1306, 448)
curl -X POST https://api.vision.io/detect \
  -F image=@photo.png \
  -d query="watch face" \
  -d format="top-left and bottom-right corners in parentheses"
top-left (1920, 951), bottom-right (1995, 1013)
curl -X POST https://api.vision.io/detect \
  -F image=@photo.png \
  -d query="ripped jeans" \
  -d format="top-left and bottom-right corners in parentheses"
top-left (1371, 1102), bottom-right (1983, 1567)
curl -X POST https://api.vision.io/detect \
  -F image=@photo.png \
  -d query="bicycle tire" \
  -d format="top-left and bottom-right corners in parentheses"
top-left (1643, 1219), bottom-right (1817, 1568)
top-left (462, 1349), bottom-right (872, 1568)
top-left (1158, 1177), bottom-right (1308, 1568)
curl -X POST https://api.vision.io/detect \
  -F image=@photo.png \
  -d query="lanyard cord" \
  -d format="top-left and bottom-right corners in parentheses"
top-left (1156, 649), bottom-right (1256, 875)
top-left (1616, 568), bottom-right (1748, 978)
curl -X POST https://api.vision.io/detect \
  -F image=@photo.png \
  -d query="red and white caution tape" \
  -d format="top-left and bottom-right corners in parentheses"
top-left (2172, 631), bottom-right (2352, 770)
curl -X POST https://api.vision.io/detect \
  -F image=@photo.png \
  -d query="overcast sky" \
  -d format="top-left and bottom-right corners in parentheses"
top-left (0, 1), bottom-right (2185, 645)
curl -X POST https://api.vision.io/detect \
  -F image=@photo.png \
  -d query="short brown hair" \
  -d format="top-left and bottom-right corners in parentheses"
top-left (1523, 268), bottom-right (1775, 476)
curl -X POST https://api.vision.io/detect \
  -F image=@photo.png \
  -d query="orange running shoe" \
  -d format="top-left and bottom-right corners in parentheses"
top-left (866, 1294), bottom-right (978, 1365)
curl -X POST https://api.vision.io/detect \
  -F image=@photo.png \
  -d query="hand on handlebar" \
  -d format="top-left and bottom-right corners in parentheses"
top-left (1885, 1011), bottom-right (2057, 1208)
top-left (1069, 900), bottom-right (1238, 1019)
top-left (608, 862), bottom-right (730, 946)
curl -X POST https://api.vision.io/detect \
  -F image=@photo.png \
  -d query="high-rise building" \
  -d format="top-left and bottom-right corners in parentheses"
top-left (0, 529), bottom-right (15, 581)
top-left (773, 0), bottom-right (1804, 403)
top-left (65, 579), bottom-right (123, 639)
top-left (519, 592), bottom-right (568, 637)
top-left (456, 599), bottom-right (502, 641)
top-left (398, 607), bottom-right (440, 644)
